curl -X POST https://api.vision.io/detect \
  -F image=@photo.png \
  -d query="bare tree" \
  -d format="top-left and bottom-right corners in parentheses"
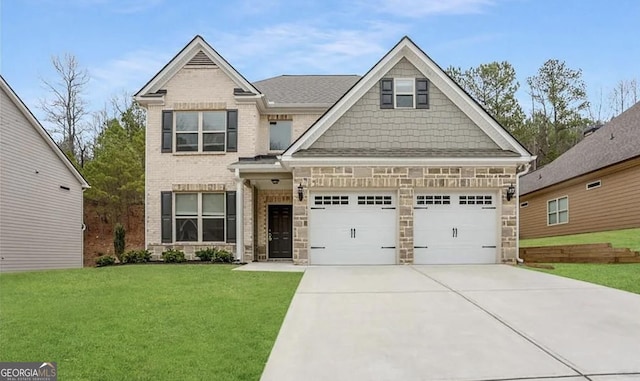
top-left (609, 78), bottom-right (639, 116)
top-left (39, 53), bottom-right (90, 165)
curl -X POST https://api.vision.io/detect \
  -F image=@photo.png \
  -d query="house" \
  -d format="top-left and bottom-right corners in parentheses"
top-left (519, 103), bottom-right (640, 239)
top-left (135, 36), bottom-right (533, 265)
top-left (0, 76), bottom-right (90, 272)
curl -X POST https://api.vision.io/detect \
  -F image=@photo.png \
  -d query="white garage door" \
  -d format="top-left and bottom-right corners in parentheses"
top-left (414, 193), bottom-right (498, 264)
top-left (309, 193), bottom-right (397, 265)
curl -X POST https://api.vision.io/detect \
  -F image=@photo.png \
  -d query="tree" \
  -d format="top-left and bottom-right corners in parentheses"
top-left (609, 78), bottom-right (639, 116)
top-left (82, 101), bottom-right (145, 226)
top-left (39, 53), bottom-right (90, 166)
top-left (527, 59), bottom-right (590, 166)
top-left (446, 61), bottom-right (526, 137)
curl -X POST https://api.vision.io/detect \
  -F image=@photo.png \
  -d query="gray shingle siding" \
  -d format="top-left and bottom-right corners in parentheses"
top-left (309, 58), bottom-right (500, 151)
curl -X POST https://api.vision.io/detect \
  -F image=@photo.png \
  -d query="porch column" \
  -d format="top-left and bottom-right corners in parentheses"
top-left (235, 169), bottom-right (244, 262)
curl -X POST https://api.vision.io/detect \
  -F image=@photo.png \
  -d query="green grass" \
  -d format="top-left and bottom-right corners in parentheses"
top-left (0, 265), bottom-right (302, 381)
top-left (520, 228), bottom-right (640, 251)
top-left (531, 263), bottom-right (640, 295)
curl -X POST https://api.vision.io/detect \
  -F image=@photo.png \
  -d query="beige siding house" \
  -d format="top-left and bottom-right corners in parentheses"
top-left (520, 103), bottom-right (640, 239)
top-left (136, 36), bottom-right (533, 265)
top-left (0, 76), bottom-right (90, 272)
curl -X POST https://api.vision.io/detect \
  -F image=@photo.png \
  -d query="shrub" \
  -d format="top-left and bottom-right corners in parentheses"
top-left (162, 249), bottom-right (186, 263)
top-left (195, 248), bottom-right (216, 262)
top-left (113, 223), bottom-right (126, 262)
top-left (122, 249), bottom-right (152, 264)
top-left (214, 249), bottom-right (234, 263)
top-left (96, 255), bottom-right (116, 267)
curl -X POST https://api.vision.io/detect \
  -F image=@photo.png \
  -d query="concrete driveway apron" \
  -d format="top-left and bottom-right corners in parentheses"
top-left (260, 265), bottom-right (640, 381)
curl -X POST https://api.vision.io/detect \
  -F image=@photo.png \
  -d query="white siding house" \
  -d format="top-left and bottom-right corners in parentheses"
top-left (0, 76), bottom-right (90, 272)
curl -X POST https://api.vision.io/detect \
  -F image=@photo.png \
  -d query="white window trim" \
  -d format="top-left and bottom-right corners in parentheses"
top-left (174, 192), bottom-right (226, 243)
top-left (394, 78), bottom-right (415, 109)
top-left (547, 196), bottom-right (569, 226)
top-left (174, 111), bottom-right (226, 153)
top-left (586, 180), bottom-right (602, 190)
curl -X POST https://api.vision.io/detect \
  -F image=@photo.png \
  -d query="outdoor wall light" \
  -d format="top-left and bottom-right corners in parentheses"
top-left (297, 183), bottom-right (304, 201)
top-left (271, 178), bottom-right (280, 185)
top-left (506, 183), bottom-right (516, 201)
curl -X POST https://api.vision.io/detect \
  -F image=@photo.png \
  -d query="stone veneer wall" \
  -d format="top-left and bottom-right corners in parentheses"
top-left (255, 189), bottom-right (293, 261)
top-left (292, 166), bottom-right (517, 265)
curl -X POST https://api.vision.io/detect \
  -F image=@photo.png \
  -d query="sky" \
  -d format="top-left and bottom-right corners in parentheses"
top-left (1, 0), bottom-right (639, 128)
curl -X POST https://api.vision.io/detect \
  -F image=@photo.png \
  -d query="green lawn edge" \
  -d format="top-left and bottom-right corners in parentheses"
top-left (520, 228), bottom-right (640, 252)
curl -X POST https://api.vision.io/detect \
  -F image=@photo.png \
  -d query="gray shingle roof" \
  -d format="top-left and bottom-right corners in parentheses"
top-left (293, 148), bottom-right (520, 158)
top-left (253, 75), bottom-right (361, 105)
top-left (520, 102), bottom-right (640, 195)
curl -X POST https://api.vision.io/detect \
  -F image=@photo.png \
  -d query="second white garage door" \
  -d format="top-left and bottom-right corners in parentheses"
top-left (414, 192), bottom-right (498, 264)
top-left (309, 193), bottom-right (397, 265)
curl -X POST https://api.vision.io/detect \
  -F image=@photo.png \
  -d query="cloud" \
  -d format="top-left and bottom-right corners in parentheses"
top-left (209, 21), bottom-right (406, 80)
top-left (368, 0), bottom-right (497, 18)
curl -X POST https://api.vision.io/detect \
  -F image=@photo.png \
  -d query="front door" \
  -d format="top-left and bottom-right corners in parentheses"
top-left (268, 205), bottom-right (292, 259)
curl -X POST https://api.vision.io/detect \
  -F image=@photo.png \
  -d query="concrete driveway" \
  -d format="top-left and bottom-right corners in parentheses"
top-left (260, 265), bottom-right (640, 381)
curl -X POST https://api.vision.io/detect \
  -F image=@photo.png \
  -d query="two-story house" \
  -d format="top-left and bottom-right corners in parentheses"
top-left (135, 36), bottom-right (533, 265)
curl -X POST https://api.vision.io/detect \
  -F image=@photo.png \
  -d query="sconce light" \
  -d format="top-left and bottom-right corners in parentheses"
top-left (270, 178), bottom-right (280, 185)
top-left (297, 183), bottom-right (304, 201)
top-left (506, 183), bottom-right (516, 201)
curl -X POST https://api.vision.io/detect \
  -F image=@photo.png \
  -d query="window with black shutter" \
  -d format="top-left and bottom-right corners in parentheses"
top-left (416, 78), bottom-right (429, 109)
top-left (226, 191), bottom-right (236, 242)
top-left (162, 111), bottom-right (173, 152)
top-left (161, 191), bottom-right (172, 243)
top-left (226, 110), bottom-right (238, 152)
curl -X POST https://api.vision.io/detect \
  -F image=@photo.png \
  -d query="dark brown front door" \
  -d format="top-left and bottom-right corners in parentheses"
top-left (268, 205), bottom-right (292, 258)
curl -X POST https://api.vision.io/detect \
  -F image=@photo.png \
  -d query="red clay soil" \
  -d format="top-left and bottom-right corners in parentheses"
top-left (83, 202), bottom-right (145, 267)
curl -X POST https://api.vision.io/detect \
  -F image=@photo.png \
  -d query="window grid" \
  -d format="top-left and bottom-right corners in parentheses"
top-left (547, 196), bottom-right (568, 225)
top-left (459, 195), bottom-right (492, 205)
top-left (175, 193), bottom-right (226, 242)
top-left (357, 196), bottom-right (392, 205)
top-left (394, 78), bottom-right (414, 108)
top-left (314, 196), bottom-right (349, 205)
top-left (175, 111), bottom-right (226, 152)
top-left (417, 195), bottom-right (451, 205)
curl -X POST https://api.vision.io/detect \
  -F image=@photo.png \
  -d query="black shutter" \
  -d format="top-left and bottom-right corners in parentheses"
top-left (162, 111), bottom-right (173, 152)
top-left (380, 78), bottom-right (394, 109)
top-left (161, 191), bottom-right (172, 243)
top-left (226, 191), bottom-right (236, 243)
top-left (416, 78), bottom-right (429, 109)
top-left (227, 110), bottom-right (238, 152)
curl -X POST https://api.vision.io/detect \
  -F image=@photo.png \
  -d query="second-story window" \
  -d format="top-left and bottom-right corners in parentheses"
top-left (395, 78), bottom-right (414, 108)
top-left (175, 111), bottom-right (226, 152)
top-left (269, 120), bottom-right (292, 151)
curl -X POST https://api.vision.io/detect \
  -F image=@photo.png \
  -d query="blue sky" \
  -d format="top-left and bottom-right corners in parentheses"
top-left (2, 0), bottom-right (639, 126)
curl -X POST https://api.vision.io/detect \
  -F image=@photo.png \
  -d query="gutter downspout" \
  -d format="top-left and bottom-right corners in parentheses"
top-left (515, 162), bottom-right (533, 264)
top-left (235, 168), bottom-right (244, 263)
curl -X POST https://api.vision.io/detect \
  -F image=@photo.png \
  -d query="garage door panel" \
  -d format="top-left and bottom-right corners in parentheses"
top-left (414, 192), bottom-right (498, 265)
top-left (309, 193), bottom-right (396, 265)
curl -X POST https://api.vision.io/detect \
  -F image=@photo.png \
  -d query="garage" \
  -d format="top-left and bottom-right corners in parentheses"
top-left (414, 192), bottom-right (498, 264)
top-left (309, 192), bottom-right (397, 265)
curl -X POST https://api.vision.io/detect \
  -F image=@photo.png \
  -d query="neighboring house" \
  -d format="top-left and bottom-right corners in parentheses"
top-left (520, 102), bottom-right (640, 239)
top-left (0, 76), bottom-right (90, 272)
top-left (135, 36), bottom-right (532, 265)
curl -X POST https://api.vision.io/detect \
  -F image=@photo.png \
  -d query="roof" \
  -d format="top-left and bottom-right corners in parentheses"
top-left (281, 36), bottom-right (533, 164)
top-left (293, 148), bottom-right (520, 158)
top-left (0, 75), bottom-right (90, 189)
top-left (520, 102), bottom-right (640, 195)
top-left (253, 75), bottom-right (360, 106)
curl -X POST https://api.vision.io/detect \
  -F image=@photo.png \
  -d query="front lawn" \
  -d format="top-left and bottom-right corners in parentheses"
top-left (531, 263), bottom-right (640, 295)
top-left (0, 265), bottom-right (302, 380)
top-left (520, 228), bottom-right (640, 251)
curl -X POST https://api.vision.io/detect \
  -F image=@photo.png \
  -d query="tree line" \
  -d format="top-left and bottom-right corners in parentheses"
top-left (38, 54), bottom-right (638, 226)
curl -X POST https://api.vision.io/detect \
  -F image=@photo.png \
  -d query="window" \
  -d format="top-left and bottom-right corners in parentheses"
top-left (547, 196), bottom-right (568, 225)
top-left (173, 110), bottom-right (231, 152)
top-left (269, 121), bottom-right (292, 151)
top-left (417, 195), bottom-right (451, 205)
top-left (314, 195), bottom-right (349, 205)
top-left (459, 195), bottom-right (493, 205)
top-left (586, 180), bottom-right (601, 190)
top-left (357, 195), bottom-right (392, 205)
top-left (395, 78), bottom-right (414, 108)
top-left (175, 193), bottom-right (225, 242)
top-left (380, 78), bottom-right (429, 109)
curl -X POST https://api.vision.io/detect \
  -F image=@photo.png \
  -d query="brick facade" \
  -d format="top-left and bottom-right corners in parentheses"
top-left (291, 166), bottom-right (517, 265)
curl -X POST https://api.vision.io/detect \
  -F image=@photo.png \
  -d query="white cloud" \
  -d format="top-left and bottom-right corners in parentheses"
top-left (368, 0), bottom-right (496, 18)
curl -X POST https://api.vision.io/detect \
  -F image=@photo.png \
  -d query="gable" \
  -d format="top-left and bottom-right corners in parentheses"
top-left (310, 58), bottom-right (499, 151)
top-left (283, 36), bottom-right (532, 164)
